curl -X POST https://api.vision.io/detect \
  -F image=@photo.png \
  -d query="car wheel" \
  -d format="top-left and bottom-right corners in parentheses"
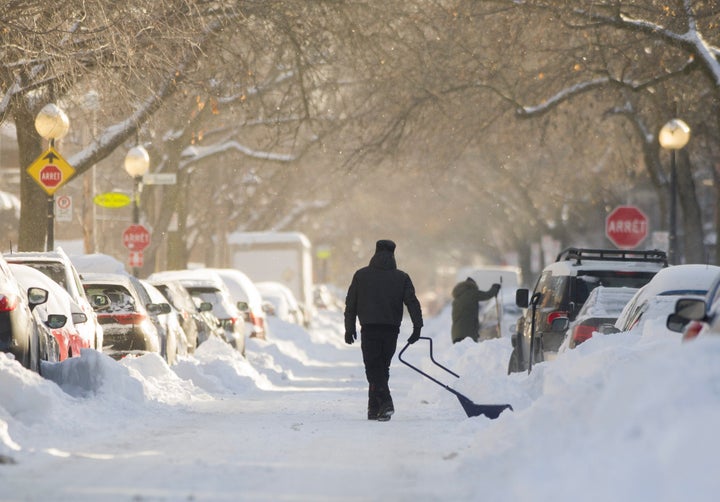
top-left (507, 347), bottom-right (523, 374)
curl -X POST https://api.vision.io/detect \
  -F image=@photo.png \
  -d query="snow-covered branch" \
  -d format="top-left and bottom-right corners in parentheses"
top-left (180, 140), bottom-right (296, 169)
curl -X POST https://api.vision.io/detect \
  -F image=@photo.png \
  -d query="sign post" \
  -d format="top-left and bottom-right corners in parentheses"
top-left (606, 206), bottom-right (649, 249)
top-left (27, 146), bottom-right (76, 250)
top-left (123, 224), bottom-right (151, 276)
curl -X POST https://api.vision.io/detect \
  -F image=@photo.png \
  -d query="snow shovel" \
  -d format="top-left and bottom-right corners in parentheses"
top-left (398, 336), bottom-right (513, 419)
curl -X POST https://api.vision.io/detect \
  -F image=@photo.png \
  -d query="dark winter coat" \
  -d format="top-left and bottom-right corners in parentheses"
top-left (451, 279), bottom-right (498, 343)
top-left (344, 247), bottom-right (423, 335)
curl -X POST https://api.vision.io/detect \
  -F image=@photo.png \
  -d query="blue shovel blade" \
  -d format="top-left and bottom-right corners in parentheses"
top-left (456, 394), bottom-right (513, 419)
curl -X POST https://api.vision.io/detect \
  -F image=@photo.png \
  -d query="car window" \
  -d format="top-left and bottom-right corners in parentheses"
top-left (574, 271), bottom-right (657, 307)
top-left (186, 287), bottom-right (232, 318)
top-left (536, 273), bottom-right (566, 309)
top-left (17, 261), bottom-right (67, 289)
top-left (85, 285), bottom-right (136, 313)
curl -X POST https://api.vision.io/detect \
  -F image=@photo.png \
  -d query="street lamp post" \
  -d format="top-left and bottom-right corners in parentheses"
top-left (34, 103), bottom-right (70, 251)
top-left (659, 118), bottom-right (691, 265)
top-left (124, 145), bottom-right (150, 225)
top-left (124, 145), bottom-right (150, 276)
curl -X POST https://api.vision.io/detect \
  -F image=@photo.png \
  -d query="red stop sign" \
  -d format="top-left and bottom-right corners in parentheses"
top-left (606, 206), bottom-right (648, 249)
top-left (39, 165), bottom-right (62, 188)
top-left (122, 224), bottom-right (151, 251)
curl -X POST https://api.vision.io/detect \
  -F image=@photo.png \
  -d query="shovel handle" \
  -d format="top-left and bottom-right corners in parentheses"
top-left (398, 336), bottom-right (459, 378)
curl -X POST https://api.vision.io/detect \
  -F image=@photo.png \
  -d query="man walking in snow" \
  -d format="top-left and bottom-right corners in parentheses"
top-left (344, 239), bottom-right (424, 421)
top-left (451, 277), bottom-right (500, 344)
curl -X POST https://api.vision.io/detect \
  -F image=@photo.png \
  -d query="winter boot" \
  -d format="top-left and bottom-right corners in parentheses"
top-left (376, 388), bottom-right (394, 422)
top-left (367, 385), bottom-right (380, 420)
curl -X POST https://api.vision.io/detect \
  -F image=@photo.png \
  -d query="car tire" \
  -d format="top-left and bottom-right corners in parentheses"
top-left (507, 347), bottom-right (523, 374)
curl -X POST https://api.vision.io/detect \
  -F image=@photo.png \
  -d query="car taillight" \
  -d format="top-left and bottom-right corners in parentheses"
top-left (98, 312), bottom-right (147, 325)
top-left (572, 325), bottom-right (596, 345)
top-left (547, 311), bottom-right (569, 324)
top-left (682, 321), bottom-right (704, 342)
top-left (248, 311), bottom-right (264, 329)
top-left (0, 294), bottom-right (19, 312)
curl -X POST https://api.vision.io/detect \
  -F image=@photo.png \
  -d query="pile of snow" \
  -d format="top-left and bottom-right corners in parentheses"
top-left (2, 304), bottom-right (720, 499)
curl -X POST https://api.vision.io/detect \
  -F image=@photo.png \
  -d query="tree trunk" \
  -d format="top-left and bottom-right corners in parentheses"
top-left (677, 149), bottom-right (705, 263)
top-left (15, 104), bottom-right (48, 252)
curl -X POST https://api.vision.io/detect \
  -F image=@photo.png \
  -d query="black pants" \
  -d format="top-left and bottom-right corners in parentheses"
top-left (361, 324), bottom-right (399, 411)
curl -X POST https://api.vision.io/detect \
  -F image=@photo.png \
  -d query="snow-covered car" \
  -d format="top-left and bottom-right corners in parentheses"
top-left (510, 247), bottom-right (667, 373)
top-left (204, 268), bottom-right (267, 339)
top-left (148, 270), bottom-right (246, 355)
top-left (81, 272), bottom-right (162, 360)
top-left (4, 248), bottom-right (104, 352)
top-left (560, 286), bottom-right (638, 349)
top-left (0, 255), bottom-right (53, 372)
top-left (140, 280), bottom-right (184, 365)
top-left (667, 269), bottom-right (720, 341)
top-left (148, 278), bottom-right (214, 352)
top-left (613, 264), bottom-right (720, 336)
top-left (9, 264), bottom-right (89, 361)
top-left (256, 281), bottom-right (305, 326)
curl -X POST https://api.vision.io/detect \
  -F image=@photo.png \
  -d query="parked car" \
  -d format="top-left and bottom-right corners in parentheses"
top-left (9, 263), bottom-right (90, 360)
top-left (509, 248), bottom-right (667, 373)
top-left (561, 286), bottom-right (638, 349)
top-left (667, 270), bottom-right (720, 341)
top-left (5, 248), bottom-right (104, 352)
top-left (148, 270), bottom-right (246, 355)
top-left (140, 280), bottom-right (184, 365)
top-left (148, 278), bottom-right (218, 352)
top-left (0, 254), bottom-right (53, 372)
top-left (612, 264), bottom-right (720, 335)
top-left (204, 268), bottom-right (267, 339)
top-left (81, 272), bottom-right (162, 360)
top-left (256, 281), bottom-right (305, 326)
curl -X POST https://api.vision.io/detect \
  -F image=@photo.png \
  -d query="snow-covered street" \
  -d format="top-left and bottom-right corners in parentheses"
top-left (2, 307), bottom-right (720, 501)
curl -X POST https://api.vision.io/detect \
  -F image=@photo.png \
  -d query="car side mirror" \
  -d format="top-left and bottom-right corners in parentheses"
top-left (72, 312), bottom-right (88, 324)
top-left (516, 289), bottom-right (529, 308)
top-left (262, 301), bottom-right (276, 316)
top-left (45, 314), bottom-right (67, 329)
top-left (146, 303), bottom-right (170, 315)
top-left (27, 287), bottom-right (49, 309)
top-left (666, 313), bottom-right (690, 333)
top-left (674, 298), bottom-right (706, 321)
top-left (550, 317), bottom-right (569, 332)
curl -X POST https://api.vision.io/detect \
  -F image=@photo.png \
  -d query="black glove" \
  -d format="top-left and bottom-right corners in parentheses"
top-left (345, 332), bottom-right (357, 345)
top-left (489, 283), bottom-right (501, 297)
top-left (407, 326), bottom-right (421, 344)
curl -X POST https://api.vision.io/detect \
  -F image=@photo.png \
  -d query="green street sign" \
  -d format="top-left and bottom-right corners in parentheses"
top-left (94, 192), bottom-right (132, 208)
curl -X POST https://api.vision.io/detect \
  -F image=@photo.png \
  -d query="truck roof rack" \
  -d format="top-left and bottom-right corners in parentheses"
top-left (555, 247), bottom-right (668, 266)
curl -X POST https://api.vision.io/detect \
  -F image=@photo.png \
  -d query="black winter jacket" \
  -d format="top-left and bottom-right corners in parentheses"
top-left (344, 250), bottom-right (423, 335)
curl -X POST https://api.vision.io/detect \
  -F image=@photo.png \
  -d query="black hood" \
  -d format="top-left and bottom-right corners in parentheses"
top-left (369, 239), bottom-right (397, 270)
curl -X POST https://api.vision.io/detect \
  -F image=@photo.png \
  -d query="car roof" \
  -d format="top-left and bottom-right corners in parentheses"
top-left (148, 269), bottom-right (227, 290)
top-left (80, 271), bottom-right (134, 286)
top-left (542, 248), bottom-right (668, 277)
top-left (633, 264), bottom-right (720, 302)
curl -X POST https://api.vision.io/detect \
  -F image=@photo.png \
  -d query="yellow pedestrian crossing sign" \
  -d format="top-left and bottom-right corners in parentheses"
top-left (27, 146), bottom-right (75, 195)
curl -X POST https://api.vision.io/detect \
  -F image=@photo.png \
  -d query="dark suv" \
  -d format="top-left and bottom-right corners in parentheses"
top-left (508, 248), bottom-right (667, 373)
